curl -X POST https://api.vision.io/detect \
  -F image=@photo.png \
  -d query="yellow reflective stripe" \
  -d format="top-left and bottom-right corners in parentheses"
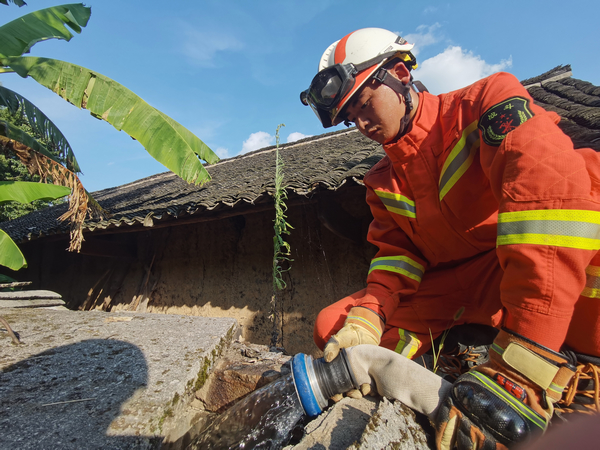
top-left (549, 382), bottom-right (565, 395)
top-left (498, 209), bottom-right (600, 223)
top-left (369, 255), bottom-right (425, 283)
top-left (586, 265), bottom-right (600, 277)
top-left (581, 287), bottom-right (600, 298)
top-left (582, 265), bottom-right (600, 298)
top-left (394, 329), bottom-right (421, 358)
top-left (439, 121), bottom-right (480, 201)
top-left (497, 209), bottom-right (600, 250)
top-left (347, 315), bottom-right (383, 338)
top-left (497, 234), bottom-right (600, 250)
top-left (375, 189), bottom-right (416, 218)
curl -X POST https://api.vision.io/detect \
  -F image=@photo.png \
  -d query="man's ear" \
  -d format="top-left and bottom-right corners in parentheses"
top-left (390, 61), bottom-right (411, 84)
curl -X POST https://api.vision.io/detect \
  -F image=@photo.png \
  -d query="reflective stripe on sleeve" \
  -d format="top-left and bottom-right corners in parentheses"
top-left (581, 265), bottom-right (600, 299)
top-left (394, 329), bottom-right (421, 359)
top-left (497, 209), bottom-right (600, 250)
top-left (374, 190), bottom-right (416, 218)
top-left (439, 121), bottom-right (481, 201)
top-left (368, 255), bottom-right (425, 283)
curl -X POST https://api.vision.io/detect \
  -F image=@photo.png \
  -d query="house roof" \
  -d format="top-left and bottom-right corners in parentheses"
top-left (522, 65), bottom-right (600, 150)
top-left (1, 128), bottom-right (382, 242)
top-left (2, 65), bottom-right (600, 244)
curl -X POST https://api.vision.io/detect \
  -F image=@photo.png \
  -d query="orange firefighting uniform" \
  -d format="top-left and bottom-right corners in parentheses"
top-left (314, 72), bottom-right (600, 359)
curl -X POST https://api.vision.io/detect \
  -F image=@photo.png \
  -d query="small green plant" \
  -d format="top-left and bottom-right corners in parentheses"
top-left (269, 124), bottom-right (293, 349)
top-left (429, 306), bottom-right (465, 374)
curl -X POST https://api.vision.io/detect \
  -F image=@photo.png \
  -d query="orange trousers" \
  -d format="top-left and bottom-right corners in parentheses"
top-left (314, 249), bottom-right (600, 358)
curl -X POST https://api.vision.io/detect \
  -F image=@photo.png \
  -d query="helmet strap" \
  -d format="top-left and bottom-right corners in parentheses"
top-left (372, 67), bottom-right (415, 139)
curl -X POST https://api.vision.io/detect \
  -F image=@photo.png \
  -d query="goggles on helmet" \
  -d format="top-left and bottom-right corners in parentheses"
top-left (300, 51), bottom-right (398, 128)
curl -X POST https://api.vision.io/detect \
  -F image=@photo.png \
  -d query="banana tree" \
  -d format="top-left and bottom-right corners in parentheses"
top-left (0, 181), bottom-right (70, 270)
top-left (0, 3), bottom-right (219, 264)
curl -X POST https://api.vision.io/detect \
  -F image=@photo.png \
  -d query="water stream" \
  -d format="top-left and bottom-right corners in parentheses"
top-left (189, 374), bottom-right (305, 449)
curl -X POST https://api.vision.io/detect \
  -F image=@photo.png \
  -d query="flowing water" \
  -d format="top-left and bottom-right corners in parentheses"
top-left (189, 374), bottom-right (306, 449)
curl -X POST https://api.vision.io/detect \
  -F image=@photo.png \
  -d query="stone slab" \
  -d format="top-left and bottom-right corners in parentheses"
top-left (0, 308), bottom-right (238, 450)
top-left (0, 289), bottom-right (62, 299)
top-left (286, 396), bottom-right (435, 450)
top-left (0, 298), bottom-right (66, 308)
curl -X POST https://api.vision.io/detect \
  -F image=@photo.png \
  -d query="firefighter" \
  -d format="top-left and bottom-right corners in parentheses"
top-left (300, 27), bottom-right (600, 449)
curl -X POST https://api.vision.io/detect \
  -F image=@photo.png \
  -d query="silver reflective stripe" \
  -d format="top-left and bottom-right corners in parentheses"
top-left (497, 220), bottom-right (600, 239)
top-left (369, 256), bottom-right (425, 283)
top-left (586, 272), bottom-right (600, 290)
top-left (374, 190), bottom-right (416, 218)
top-left (497, 210), bottom-right (600, 250)
top-left (582, 265), bottom-right (600, 298)
top-left (379, 197), bottom-right (416, 216)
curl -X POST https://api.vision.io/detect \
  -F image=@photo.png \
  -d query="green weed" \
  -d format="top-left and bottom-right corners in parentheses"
top-left (270, 124), bottom-right (293, 349)
top-left (429, 306), bottom-right (465, 373)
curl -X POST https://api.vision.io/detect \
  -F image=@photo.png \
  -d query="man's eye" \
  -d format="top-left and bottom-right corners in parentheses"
top-left (361, 99), bottom-right (370, 109)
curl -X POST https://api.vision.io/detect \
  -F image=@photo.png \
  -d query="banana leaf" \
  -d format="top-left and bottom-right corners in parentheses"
top-left (0, 180), bottom-right (71, 270)
top-left (0, 85), bottom-right (80, 171)
top-left (2, 57), bottom-right (219, 184)
top-left (0, 3), bottom-right (91, 58)
top-left (0, 229), bottom-right (26, 270)
top-left (0, 1), bottom-right (27, 6)
top-left (0, 180), bottom-right (70, 204)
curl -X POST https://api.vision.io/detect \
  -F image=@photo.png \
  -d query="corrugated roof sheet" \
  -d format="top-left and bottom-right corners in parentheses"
top-left (3, 66), bottom-right (599, 243)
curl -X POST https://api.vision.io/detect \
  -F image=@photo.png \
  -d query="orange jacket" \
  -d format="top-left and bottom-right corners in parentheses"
top-left (359, 72), bottom-right (600, 351)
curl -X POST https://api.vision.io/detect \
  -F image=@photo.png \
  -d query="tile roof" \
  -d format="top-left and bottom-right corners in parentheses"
top-left (1, 129), bottom-right (382, 242)
top-left (3, 66), bottom-right (599, 243)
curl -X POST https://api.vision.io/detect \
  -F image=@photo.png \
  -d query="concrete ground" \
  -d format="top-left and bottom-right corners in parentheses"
top-left (1, 307), bottom-right (435, 449)
top-left (0, 308), bottom-right (238, 450)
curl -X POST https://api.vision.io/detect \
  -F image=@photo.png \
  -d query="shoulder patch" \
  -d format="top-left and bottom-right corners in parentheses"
top-left (478, 96), bottom-right (534, 146)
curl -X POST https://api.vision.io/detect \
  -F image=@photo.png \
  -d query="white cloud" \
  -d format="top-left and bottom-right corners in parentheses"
top-left (182, 28), bottom-right (244, 67)
top-left (423, 6), bottom-right (438, 14)
top-left (242, 131), bottom-right (274, 154)
top-left (214, 147), bottom-right (230, 159)
top-left (402, 23), bottom-right (442, 56)
top-left (413, 46), bottom-right (512, 95)
top-left (287, 132), bottom-right (311, 143)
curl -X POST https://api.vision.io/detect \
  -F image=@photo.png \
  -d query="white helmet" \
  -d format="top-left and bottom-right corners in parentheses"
top-left (301, 28), bottom-right (416, 128)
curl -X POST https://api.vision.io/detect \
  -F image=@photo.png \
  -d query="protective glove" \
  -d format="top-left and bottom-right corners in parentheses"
top-left (435, 329), bottom-right (576, 450)
top-left (331, 382), bottom-right (377, 402)
top-left (323, 306), bottom-right (385, 363)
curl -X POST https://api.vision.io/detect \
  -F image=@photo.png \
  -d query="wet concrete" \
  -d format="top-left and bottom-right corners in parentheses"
top-left (0, 308), bottom-right (238, 449)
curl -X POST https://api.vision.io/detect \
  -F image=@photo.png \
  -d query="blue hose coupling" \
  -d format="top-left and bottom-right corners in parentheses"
top-left (291, 349), bottom-right (358, 418)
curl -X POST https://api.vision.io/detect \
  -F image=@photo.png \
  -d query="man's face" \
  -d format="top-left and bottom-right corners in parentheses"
top-left (342, 77), bottom-right (406, 145)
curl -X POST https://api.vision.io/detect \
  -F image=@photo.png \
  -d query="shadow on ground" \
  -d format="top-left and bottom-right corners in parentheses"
top-left (0, 339), bottom-right (161, 449)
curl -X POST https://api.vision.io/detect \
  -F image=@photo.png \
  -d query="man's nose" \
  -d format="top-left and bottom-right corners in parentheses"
top-left (355, 115), bottom-right (369, 131)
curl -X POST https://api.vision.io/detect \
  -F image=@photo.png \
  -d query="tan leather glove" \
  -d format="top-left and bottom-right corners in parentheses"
top-left (323, 306), bottom-right (385, 363)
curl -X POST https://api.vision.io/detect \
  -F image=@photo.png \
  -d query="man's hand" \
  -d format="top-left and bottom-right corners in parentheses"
top-left (323, 306), bottom-right (385, 362)
top-left (435, 329), bottom-right (576, 449)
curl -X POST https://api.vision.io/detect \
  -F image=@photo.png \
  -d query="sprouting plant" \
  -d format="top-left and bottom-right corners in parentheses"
top-left (429, 306), bottom-right (465, 374)
top-left (269, 123), bottom-right (293, 349)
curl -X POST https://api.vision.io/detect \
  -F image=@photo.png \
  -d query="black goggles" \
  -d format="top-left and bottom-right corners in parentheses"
top-left (300, 51), bottom-right (398, 128)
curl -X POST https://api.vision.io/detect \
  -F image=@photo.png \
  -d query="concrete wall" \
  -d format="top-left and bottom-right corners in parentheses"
top-left (14, 188), bottom-right (376, 355)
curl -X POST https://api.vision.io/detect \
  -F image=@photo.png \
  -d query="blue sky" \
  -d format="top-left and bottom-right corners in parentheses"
top-left (2, 0), bottom-right (599, 192)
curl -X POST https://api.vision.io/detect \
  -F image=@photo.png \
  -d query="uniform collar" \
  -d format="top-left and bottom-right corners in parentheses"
top-left (383, 91), bottom-right (440, 164)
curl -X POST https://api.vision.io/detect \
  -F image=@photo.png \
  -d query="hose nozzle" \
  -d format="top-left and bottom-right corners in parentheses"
top-left (291, 349), bottom-right (358, 417)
